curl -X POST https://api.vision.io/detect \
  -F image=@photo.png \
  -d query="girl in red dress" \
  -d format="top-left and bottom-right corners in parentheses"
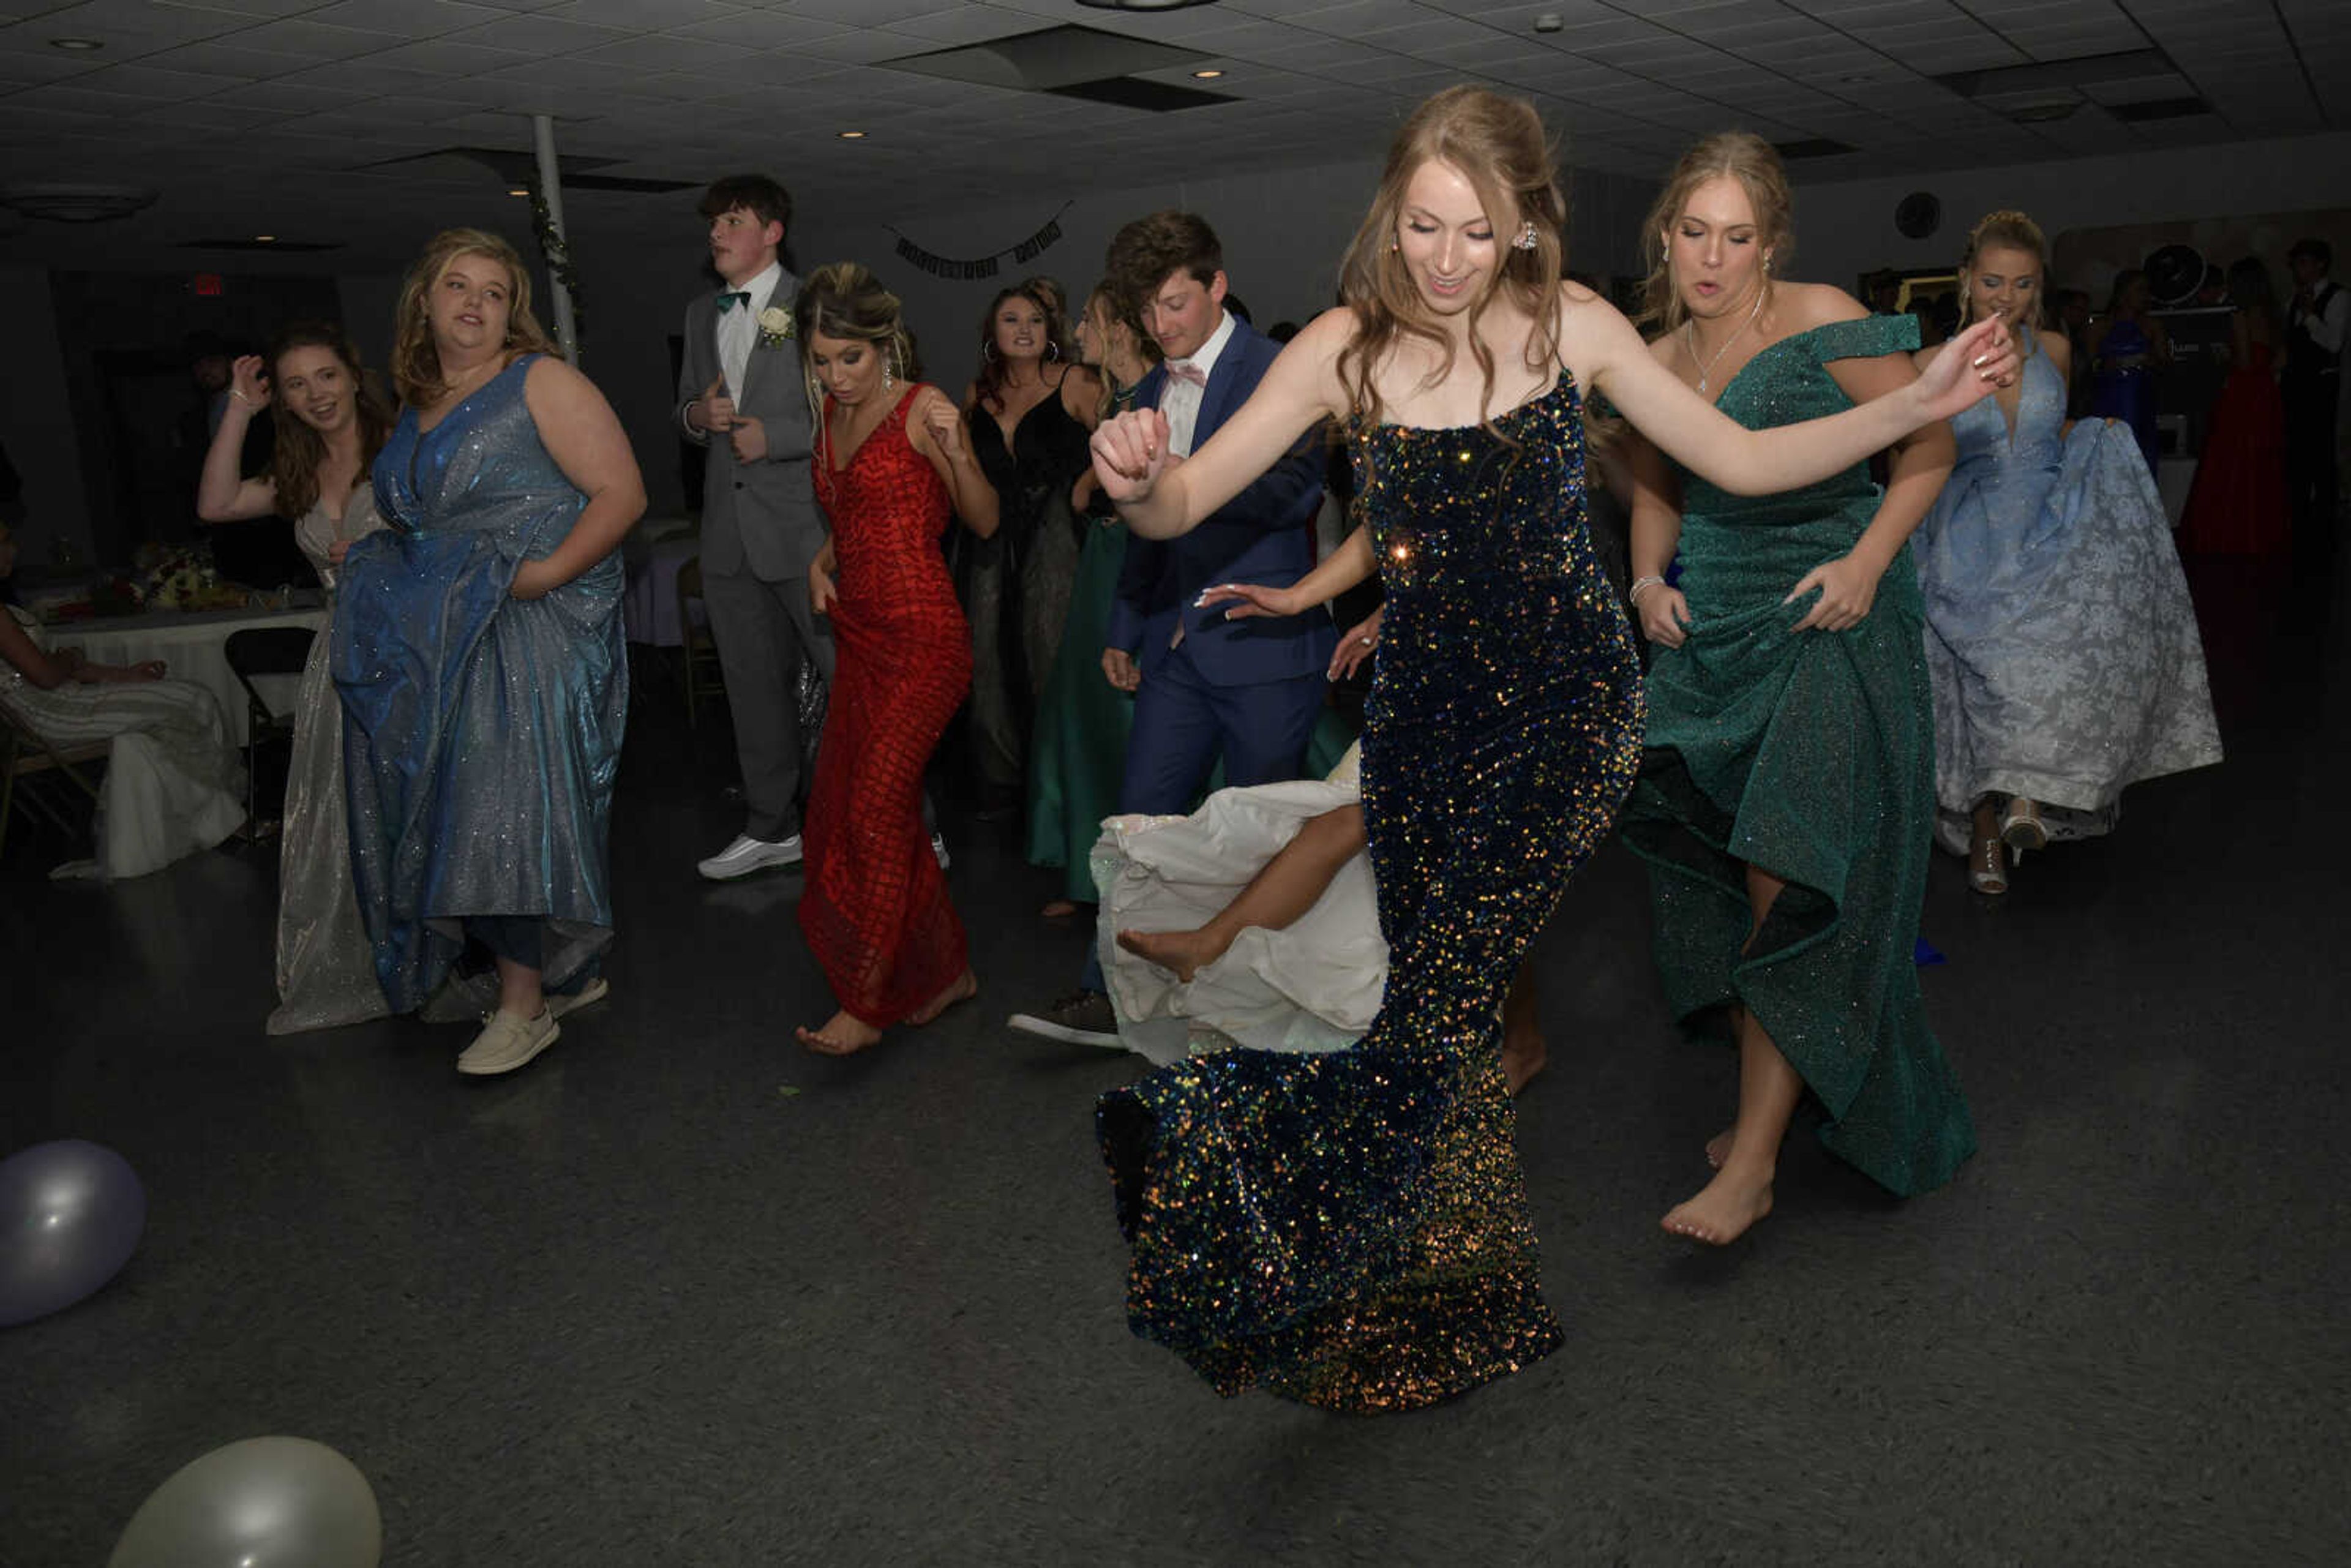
top-left (793, 263), bottom-right (1000, 1054)
top-left (2179, 257), bottom-right (2291, 557)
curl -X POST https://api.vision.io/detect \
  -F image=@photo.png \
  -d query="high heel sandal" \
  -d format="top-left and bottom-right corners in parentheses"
top-left (2000, 797), bottom-right (2048, 854)
top-left (1968, 833), bottom-right (2009, 895)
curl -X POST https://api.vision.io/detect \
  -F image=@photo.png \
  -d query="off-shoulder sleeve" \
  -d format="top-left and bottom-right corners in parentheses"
top-left (1806, 313), bottom-right (1922, 362)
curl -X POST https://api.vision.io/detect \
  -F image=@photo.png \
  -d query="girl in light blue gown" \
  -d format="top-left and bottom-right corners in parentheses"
top-left (1913, 211), bottom-right (2221, 894)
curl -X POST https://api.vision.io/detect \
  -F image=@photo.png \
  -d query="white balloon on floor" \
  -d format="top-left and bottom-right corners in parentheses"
top-left (108, 1436), bottom-right (381, 1568)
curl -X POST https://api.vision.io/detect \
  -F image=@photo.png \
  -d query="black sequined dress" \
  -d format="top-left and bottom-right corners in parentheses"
top-left (1095, 372), bottom-right (1644, 1412)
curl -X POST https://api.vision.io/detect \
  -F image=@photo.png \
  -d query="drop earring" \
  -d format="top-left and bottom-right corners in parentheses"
top-left (1512, 220), bottom-right (1539, 252)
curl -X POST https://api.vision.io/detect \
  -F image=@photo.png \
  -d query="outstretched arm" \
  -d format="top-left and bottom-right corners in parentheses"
top-left (1575, 293), bottom-right (2009, 497)
top-left (195, 356), bottom-right (280, 522)
top-left (1198, 524), bottom-right (1373, 620)
top-left (1092, 308), bottom-right (1352, 539)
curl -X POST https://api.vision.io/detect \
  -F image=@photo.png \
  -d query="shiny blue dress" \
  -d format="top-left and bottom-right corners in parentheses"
top-left (1095, 372), bottom-right (1644, 1412)
top-left (334, 356), bottom-right (627, 1011)
top-left (1914, 332), bottom-right (2221, 852)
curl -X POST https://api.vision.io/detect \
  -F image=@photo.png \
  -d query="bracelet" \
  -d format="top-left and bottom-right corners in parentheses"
top-left (1629, 575), bottom-right (1666, 606)
top-left (229, 389), bottom-right (255, 407)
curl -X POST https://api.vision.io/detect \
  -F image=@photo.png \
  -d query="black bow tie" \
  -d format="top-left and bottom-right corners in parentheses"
top-left (717, 290), bottom-right (752, 313)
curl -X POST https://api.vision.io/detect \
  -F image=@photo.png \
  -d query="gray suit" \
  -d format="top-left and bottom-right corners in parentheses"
top-left (677, 271), bottom-right (833, 841)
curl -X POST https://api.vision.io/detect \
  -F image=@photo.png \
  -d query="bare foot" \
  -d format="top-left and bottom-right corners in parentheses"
top-left (796, 1010), bottom-right (884, 1056)
top-left (1705, 1128), bottom-right (1734, 1169)
top-left (1501, 1031), bottom-right (1547, 1097)
top-left (1661, 1165), bottom-right (1775, 1245)
top-left (1040, 899), bottom-right (1078, 920)
top-left (905, 968), bottom-right (978, 1026)
top-left (1116, 926), bottom-right (1223, 984)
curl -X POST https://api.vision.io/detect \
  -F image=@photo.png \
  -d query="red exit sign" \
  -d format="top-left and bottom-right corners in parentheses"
top-left (192, 273), bottom-right (223, 296)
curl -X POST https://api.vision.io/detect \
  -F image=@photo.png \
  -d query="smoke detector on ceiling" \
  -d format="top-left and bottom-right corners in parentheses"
top-left (0, 182), bottom-right (159, 222)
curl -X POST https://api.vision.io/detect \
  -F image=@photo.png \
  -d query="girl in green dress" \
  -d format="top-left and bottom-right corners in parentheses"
top-left (1619, 133), bottom-right (1979, 1245)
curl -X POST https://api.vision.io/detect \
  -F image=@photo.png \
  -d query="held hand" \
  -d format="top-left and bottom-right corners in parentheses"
top-left (1071, 470), bottom-right (1099, 514)
top-left (1910, 315), bottom-right (2017, 422)
top-left (1785, 553), bottom-right (1880, 632)
top-left (1329, 606), bottom-right (1384, 680)
top-left (695, 374), bottom-right (735, 435)
top-left (1101, 647), bottom-right (1141, 693)
top-left (1089, 408), bottom-right (1172, 503)
top-left (1636, 585), bottom-right (1692, 648)
top-left (228, 355), bottom-right (270, 415)
top-left (729, 413), bottom-right (768, 463)
top-left (1198, 580), bottom-right (1303, 620)
top-left (808, 558), bottom-right (838, 617)
top-left (509, 560), bottom-right (560, 601)
top-left (327, 539), bottom-right (351, 566)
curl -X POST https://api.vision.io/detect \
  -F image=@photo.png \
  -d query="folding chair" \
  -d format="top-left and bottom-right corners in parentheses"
top-left (0, 693), bottom-right (106, 862)
top-left (675, 557), bottom-right (727, 726)
top-left (223, 625), bottom-right (317, 829)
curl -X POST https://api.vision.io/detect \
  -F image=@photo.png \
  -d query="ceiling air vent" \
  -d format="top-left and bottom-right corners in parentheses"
top-left (1774, 139), bottom-right (1856, 160)
top-left (888, 24), bottom-right (1232, 111)
top-left (2110, 96), bottom-right (2210, 123)
top-left (0, 183), bottom-right (157, 222)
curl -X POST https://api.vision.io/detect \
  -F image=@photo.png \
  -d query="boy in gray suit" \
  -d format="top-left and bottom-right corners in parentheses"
top-left (678, 174), bottom-right (832, 879)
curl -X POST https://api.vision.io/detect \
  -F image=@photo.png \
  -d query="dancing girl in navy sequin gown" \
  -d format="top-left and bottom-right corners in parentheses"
top-left (1086, 88), bottom-right (2022, 1412)
top-left (792, 264), bottom-right (1000, 1056)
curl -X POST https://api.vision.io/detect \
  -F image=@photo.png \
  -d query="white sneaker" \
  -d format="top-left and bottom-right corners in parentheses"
top-left (697, 833), bottom-right (803, 880)
top-left (546, 977), bottom-right (609, 1020)
top-left (931, 833), bottom-right (950, 871)
top-left (458, 1008), bottom-right (560, 1076)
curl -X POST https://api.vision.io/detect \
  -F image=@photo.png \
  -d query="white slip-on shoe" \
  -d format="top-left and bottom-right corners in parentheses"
top-left (458, 1009), bottom-right (560, 1076)
top-left (697, 833), bottom-right (803, 880)
top-left (546, 977), bottom-right (609, 1020)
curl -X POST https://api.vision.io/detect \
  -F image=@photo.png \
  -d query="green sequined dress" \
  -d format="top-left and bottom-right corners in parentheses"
top-left (1619, 315), bottom-right (1976, 1196)
top-left (1097, 372), bottom-right (1644, 1412)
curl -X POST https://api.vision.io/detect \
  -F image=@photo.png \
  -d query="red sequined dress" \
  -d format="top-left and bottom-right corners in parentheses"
top-left (802, 386), bottom-right (973, 1023)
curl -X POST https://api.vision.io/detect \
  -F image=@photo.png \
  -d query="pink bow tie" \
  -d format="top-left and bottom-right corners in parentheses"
top-left (1166, 361), bottom-right (1207, 388)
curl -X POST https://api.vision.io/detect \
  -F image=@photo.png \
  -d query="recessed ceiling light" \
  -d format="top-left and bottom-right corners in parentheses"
top-left (838, 129), bottom-right (865, 139)
top-left (1533, 12), bottom-right (1564, 32)
top-left (508, 187), bottom-right (528, 196)
top-left (51, 37), bottom-right (105, 51)
top-left (253, 234), bottom-right (274, 242)
top-left (1192, 69), bottom-right (1224, 80)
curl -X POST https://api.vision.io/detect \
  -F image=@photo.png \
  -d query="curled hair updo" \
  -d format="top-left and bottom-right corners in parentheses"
top-left (1636, 132), bottom-right (1795, 336)
top-left (793, 262), bottom-right (920, 423)
top-left (1958, 209), bottom-right (2049, 329)
top-left (1334, 84), bottom-right (1569, 436)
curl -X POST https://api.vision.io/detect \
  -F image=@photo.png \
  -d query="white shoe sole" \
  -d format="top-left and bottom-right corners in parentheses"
top-left (546, 977), bottom-right (609, 1020)
top-left (697, 843), bottom-right (803, 880)
top-left (1006, 1012), bottom-right (1120, 1048)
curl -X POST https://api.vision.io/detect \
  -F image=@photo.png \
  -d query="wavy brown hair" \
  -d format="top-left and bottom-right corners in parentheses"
top-left (388, 228), bottom-right (561, 408)
top-left (1333, 85), bottom-right (1567, 437)
top-left (1957, 209), bottom-right (2050, 331)
top-left (1081, 282), bottom-right (1160, 421)
top-left (1636, 131), bottom-right (1795, 337)
top-left (264, 321), bottom-right (392, 519)
top-left (970, 281), bottom-right (1067, 415)
top-left (793, 261), bottom-right (921, 427)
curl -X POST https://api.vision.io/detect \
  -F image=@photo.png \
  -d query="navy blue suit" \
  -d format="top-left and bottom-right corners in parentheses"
top-left (1106, 315), bottom-right (1336, 817)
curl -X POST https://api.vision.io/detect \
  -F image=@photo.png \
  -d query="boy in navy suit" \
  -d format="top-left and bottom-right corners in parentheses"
top-left (1011, 211), bottom-right (1333, 1045)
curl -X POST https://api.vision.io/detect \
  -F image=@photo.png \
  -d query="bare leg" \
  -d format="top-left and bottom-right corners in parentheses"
top-left (1499, 962), bottom-right (1545, 1095)
top-left (1666, 863), bottom-right (1802, 1245)
top-left (1117, 805), bottom-right (1366, 983)
top-left (495, 957), bottom-right (544, 1021)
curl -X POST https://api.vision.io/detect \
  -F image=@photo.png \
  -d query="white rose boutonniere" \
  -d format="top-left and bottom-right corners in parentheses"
top-left (757, 306), bottom-right (794, 350)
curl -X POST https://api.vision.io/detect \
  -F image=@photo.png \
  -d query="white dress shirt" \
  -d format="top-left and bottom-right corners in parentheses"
top-left (1159, 309), bottom-right (1235, 457)
top-left (718, 260), bottom-right (784, 403)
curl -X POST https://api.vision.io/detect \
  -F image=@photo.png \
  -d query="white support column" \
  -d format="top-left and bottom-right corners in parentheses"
top-left (531, 113), bottom-right (579, 363)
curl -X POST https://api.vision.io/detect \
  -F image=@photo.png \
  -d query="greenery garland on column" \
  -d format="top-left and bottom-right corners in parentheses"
top-left (523, 176), bottom-right (585, 346)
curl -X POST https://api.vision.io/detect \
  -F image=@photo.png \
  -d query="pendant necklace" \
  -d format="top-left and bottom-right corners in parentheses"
top-left (1684, 285), bottom-right (1766, 397)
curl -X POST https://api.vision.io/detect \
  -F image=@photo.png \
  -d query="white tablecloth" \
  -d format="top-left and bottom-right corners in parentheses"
top-left (50, 606), bottom-right (329, 746)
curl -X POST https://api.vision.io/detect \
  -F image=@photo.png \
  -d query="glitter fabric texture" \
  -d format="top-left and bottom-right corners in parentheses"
top-left (336, 355), bottom-right (626, 1011)
top-left (1618, 316), bottom-right (1976, 1196)
top-left (801, 388), bottom-right (972, 1025)
top-left (1097, 372), bottom-right (1644, 1413)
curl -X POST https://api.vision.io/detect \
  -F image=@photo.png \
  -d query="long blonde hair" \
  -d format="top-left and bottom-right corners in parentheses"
top-left (1957, 209), bottom-right (2050, 331)
top-left (1636, 132), bottom-right (1795, 336)
top-left (389, 228), bottom-right (561, 408)
top-left (1333, 85), bottom-right (1568, 438)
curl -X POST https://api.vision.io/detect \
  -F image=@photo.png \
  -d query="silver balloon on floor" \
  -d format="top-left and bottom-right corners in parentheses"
top-left (0, 1138), bottom-right (146, 1327)
top-left (109, 1436), bottom-right (382, 1568)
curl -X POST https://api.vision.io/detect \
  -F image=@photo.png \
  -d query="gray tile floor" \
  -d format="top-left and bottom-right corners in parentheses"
top-left (4, 557), bottom-right (2346, 1566)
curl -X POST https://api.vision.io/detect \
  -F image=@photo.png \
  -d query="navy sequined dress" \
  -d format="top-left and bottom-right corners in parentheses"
top-left (1096, 370), bottom-right (1644, 1412)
